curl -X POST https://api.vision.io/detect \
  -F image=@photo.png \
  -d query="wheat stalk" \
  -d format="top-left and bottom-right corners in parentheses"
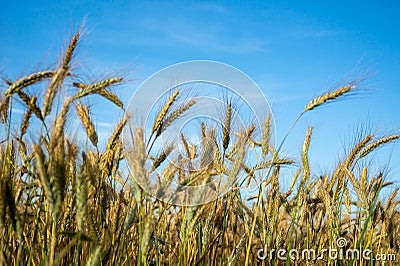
top-left (3, 29), bottom-right (400, 265)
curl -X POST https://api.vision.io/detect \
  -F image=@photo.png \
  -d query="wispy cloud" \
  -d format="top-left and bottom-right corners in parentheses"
top-left (97, 4), bottom-right (267, 54)
top-left (12, 108), bottom-right (25, 115)
top-left (195, 3), bottom-right (229, 14)
top-left (291, 28), bottom-right (342, 38)
top-left (96, 121), bottom-right (115, 128)
top-left (140, 15), bottom-right (266, 53)
top-left (270, 93), bottom-right (307, 104)
top-left (161, 25), bottom-right (266, 53)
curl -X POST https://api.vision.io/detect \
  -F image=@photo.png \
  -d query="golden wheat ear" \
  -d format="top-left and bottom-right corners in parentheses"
top-left (17, 92), bottom-right (44, 121)
top-left (106, 115), bottom-right (129, 152)
top-left (73, 82), bottom-right (124, 109)
top-left (261, 114), bottom-right (271, 158)
top-left (359, 135), bottom-right (400, 158)
top-left (151, 143), bottom-right (174, 172)
top-left (301, 126), bottom-right (312, 185)
top-left (76, 102), bottom-right (98, 147)
top-left (50, 97), bottom-right (73, 149)
top-left (222, 101), bottom-right (232, 153)
top-left (42, 30), bottom-right (81, 118)
top-left (159, 99), bottom-right (196, 135)
top-left (151, 89), bottom-right (179, 135)
top-left (20, 96), bottom-right (38, 138)
top-left (5, 71), bottom-right (55, 97)
top-left (72, 77), bottom-right (123, 101)
top-left (305, 84), bottom-right (356, 111)
top-left (0, 95), bottom-right (10, 123)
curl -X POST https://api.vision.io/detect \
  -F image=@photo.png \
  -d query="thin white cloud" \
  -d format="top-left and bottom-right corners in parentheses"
top-left (11, 108), bottom-right (25, 115)
top-left (291, 28), bottom-right (342, 38)
top-left (195, 3), bottom-right (229, 14)
top-left (163, 26), bottom-right (266, 53)
top-left (97, 121), bottom-right (115, 128)
top-left (98, 6), bottom-right (267, 54)
top-left (270, 94), bottom-right (306, 104)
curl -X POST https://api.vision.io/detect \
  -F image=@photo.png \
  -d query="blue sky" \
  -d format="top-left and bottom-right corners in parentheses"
top-left (1, 1), bottom-right (399, 180)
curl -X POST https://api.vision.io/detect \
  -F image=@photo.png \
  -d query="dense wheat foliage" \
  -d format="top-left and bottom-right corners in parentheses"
top-left (1, 31), bottom-right (399, 266)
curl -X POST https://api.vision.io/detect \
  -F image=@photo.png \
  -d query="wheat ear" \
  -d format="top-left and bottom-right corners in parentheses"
top-left (20, 96), bottom-right (37, 137)
top-left (17, 92), bottom-right (43, 121)
top-left (76, 102), bottom-right (98, 146)
top-left (344, 134), bottom-right (374, 168)
top-left (305, 84), bottom-right (355, 112)
top-left (0, 96), bottom-right (10, 123)
top-left (63, 30), bottom-right (80, 68)
top-left (223, 101), bottom-right (232, 152)
top-left (73, 81), bottom-right (124, 108)
top-left (151, 89), bottom-right (179, 134)
top-left (180, 133), bottom-right (191, 158)
top-left (42, 67), bottom-right (69, 117)
top-left (5, 71), bottom-right (55, 96)
top-left (96, 88), bottom-right (124, 109)
top-left (151, 144), bottom-right (173, 172)
top-left (159, 99), bottom-right (196, 134)
top-left (43, 30), bottom-right (80, 117)
top-left (201, 122), bottom-right (206, 140)
top-left (301, 126), bottom-right (313, 184)
top-left (261, 114), bottom-right (271, 157)
top-left (50, 97), bottom-right (73, 148)
top-left (107, 115), bottom-right (129, 151)
top-left (72, 77), bottom-right (123, 100)
top-left (359, 135), bottom-right (400, 158)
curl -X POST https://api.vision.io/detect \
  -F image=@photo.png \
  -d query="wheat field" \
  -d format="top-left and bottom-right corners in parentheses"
top-left (0, 30), bottom-right (399, 266)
